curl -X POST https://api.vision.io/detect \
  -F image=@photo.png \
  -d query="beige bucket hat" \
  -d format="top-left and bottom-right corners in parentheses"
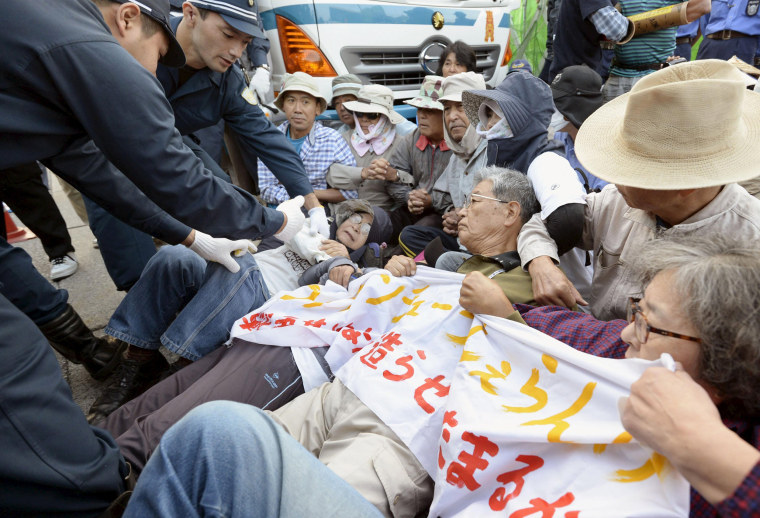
top-left (575, 60), bottom-right (760, 190)
top-left (439, 71), bottom-right (487, 103)
top-left (332, 74), bottom-right (363, 99)
top-left (343, 85), bottom-right (406, 125)
top-left (404, 75), bottom-right (444, 110)
top-left (275, 72), bottom-right (328, 113)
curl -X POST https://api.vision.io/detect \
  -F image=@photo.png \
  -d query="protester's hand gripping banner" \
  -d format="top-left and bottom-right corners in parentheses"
top-left (229, 267), bottom-right (689, 517)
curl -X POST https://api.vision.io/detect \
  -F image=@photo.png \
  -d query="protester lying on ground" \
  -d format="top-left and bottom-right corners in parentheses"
top-left (95, 167), bottom-right (536, 475)
top-left (258, 72), bottom-right (357, 210)
top-left (326, 85), bottom-right (407, 210)
top-left (400, 72), bottom-right (488, 255)
top-left (87, 200), bottom-right (390, 425)
top-left (126, 234), bottom-right (760, 518)
top-left (518, 59), bottom-right (760, 320)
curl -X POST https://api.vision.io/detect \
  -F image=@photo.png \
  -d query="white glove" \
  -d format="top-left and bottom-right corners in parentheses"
top-left (250, 66), bottom-right (271, 102)
top-left (274, 195), bottom-right (305, 243)
top-left (189, 231), bottom-right (256, 273)
top-left (308, 206), bottom-right (330, 238)
top-left (286, 225), bottom-right (331, 264)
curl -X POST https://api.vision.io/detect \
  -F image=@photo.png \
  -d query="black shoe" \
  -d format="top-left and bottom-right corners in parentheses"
top-left (87, 353), bottom-right (169, 424)
top-left (38, 304), bottom-right (126, 380)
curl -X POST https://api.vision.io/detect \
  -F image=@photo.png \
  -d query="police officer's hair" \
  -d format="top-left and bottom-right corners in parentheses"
top-left (472, 166), bottom-right (538, 224)
top-left (91, 0), bottom-right (161, 38)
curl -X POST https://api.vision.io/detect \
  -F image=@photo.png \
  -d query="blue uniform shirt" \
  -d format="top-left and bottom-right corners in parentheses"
top-left (0, 0), bottom-right (286, 243)
top-left (703, 0), bottom-right (760, 35)
top-left (157, 17), bottom-right (313, 201)
top-left (554, 132), bottom-right (608, 192)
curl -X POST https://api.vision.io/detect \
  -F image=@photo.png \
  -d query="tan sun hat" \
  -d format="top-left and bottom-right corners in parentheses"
top-left (439, 71), bottom-right (486, 103)
top-left (343, 84), bottom-right (406, 125)
top-left (274, 72), bottom-right (328, 113)
top-left (404, 75), bottom-right (444, 110)
top-left (575, 59), bottom-right (760, 190)
top-left (332, 74), bottom-right (363, 99)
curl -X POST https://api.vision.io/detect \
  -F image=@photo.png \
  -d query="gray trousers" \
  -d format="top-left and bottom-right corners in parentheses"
top-left (99, 341), bottom-right (307, 475)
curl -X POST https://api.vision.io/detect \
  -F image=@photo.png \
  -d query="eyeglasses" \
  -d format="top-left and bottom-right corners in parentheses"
top-left (349, 111), bottom-right (380, 121)
top-left (626, 298), bottom-right (702, 344)
top-left (463, 193), bottom-right (509, 208)
top-left (349, 213), bottom-right (372, 235)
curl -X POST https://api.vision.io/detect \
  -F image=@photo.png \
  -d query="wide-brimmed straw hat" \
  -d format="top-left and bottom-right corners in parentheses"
top-left (404, 75), bottom-right (444, 110)
top-left (343, 85), bottom-right (406, 125)
top-left (575, 60), bottom-right (760, 190)
top-left (439, 71), bottom-right (486, 103)
top-left (274, 72), bottom-right (328, 113)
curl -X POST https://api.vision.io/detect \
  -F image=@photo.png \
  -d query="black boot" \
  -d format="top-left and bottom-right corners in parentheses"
top-left (38, 304), bottom-right (126, 381)
top-left (86, 352), bottom-right (169, 424)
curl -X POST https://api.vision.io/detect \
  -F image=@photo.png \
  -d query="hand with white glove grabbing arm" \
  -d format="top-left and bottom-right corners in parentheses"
top-left (187, 230), bottom-right (257, 273)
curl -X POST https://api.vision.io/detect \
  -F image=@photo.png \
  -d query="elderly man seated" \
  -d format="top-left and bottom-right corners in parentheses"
top-left (398, 71), bottom-right (488, 255)
top-left (126, 234), bottom-right (760, 518)
top-left (519, 59), bottom-right (760, 320)
top-left (258, 72), bottom-right (357, 210)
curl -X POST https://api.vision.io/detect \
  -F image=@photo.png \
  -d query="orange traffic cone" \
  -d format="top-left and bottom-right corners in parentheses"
top-left (4, 207), bottom-right (36, 243)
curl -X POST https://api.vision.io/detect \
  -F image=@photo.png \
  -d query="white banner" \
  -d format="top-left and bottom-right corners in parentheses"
top-left (229, 267), bottom-right (689, 517)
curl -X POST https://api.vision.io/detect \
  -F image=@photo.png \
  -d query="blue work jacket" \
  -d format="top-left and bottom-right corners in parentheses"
top-left (0, 0), bottom-right (285, 244)
top-left (158, 17), bottom-right (313, 200)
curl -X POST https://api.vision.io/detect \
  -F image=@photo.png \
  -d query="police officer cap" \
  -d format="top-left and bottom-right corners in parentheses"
top-left (113, 0), bottom-right (186, 67)
top-left (187, 0), bottom-right (265, 38)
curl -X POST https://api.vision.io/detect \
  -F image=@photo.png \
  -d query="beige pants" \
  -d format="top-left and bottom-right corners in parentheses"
top-left (270, 379), bottom-right (434, 518)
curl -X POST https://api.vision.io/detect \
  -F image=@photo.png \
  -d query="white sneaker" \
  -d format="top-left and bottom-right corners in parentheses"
top-left (51, 253), bottom-right (78, 281)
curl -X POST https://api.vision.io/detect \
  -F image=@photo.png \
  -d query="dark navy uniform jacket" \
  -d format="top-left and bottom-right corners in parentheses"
top-left (0, 0), bottom-right (284, 244)
top-left (157, 17), bottom-right (312, 202)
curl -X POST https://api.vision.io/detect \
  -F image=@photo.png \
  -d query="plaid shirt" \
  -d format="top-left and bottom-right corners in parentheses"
top-left (588, 5), bottom-right (629, 42)
top-left (258, 121), bottom-right (357, 205)
top-left (514, 304), bottom-right (760, 517)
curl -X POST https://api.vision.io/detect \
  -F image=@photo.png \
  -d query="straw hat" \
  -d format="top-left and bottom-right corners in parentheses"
top-left (343, 85), bottom-right (406, 125)
top-left (575, 60), bottom-right (760, 190)
top-left (274, 72), bottom-right (328, 113)
top-left (404, 75), bottom-right (444, 110)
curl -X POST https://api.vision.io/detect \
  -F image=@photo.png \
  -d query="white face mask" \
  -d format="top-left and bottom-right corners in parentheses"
top-left (549, 109), bottom-right (569, 133)
top-left (475, 118), bottom-right (513, 140)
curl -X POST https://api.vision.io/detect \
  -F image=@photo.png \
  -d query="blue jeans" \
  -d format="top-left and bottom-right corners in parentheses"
top-left (106, 245), bottom-right (270, 361)
top-left (125, 402), bottom-right (382, 518)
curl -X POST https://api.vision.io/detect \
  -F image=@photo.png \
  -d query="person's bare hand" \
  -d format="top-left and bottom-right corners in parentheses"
top-left (527, 256), bottom-right (588, 308)
top-left (407, 189), bottom-right (431, 215)
top-left (319, 239), bottom-right (350, 258)
top-left (365, 158), bottom-right (397, 181)
top-left (442, 208), bottom-right (462, 236)
top-left (385, 255), bottom-right (417, 277)
top-left (329, 264), bottom-right (355, 288)
top-left (459, 271), bottom-right (515, 318)
top-left (620, 365), bottom-right (760, 504)
top-left (619, 366), bottom-right (721, 457)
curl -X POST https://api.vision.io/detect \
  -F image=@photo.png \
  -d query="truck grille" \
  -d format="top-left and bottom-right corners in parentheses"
top-left (341, 45), bottom-right (501, 92)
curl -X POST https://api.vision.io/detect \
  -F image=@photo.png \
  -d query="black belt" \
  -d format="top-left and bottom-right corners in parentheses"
top-left (611, 58), bottom-right (667, 71)
top-left (706, 29), bottom-right (751, 40)
top-left (675, 36), bottom-right (695, 45)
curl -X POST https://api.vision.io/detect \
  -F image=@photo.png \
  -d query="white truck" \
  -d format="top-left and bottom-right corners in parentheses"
top-left (257, 0), bottom-right (522, 107)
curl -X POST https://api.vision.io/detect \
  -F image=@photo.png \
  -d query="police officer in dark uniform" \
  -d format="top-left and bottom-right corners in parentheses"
top-left (86, 0), bottom-right (330, 292)
top-left (0, 0), bottom-right (306, 513)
